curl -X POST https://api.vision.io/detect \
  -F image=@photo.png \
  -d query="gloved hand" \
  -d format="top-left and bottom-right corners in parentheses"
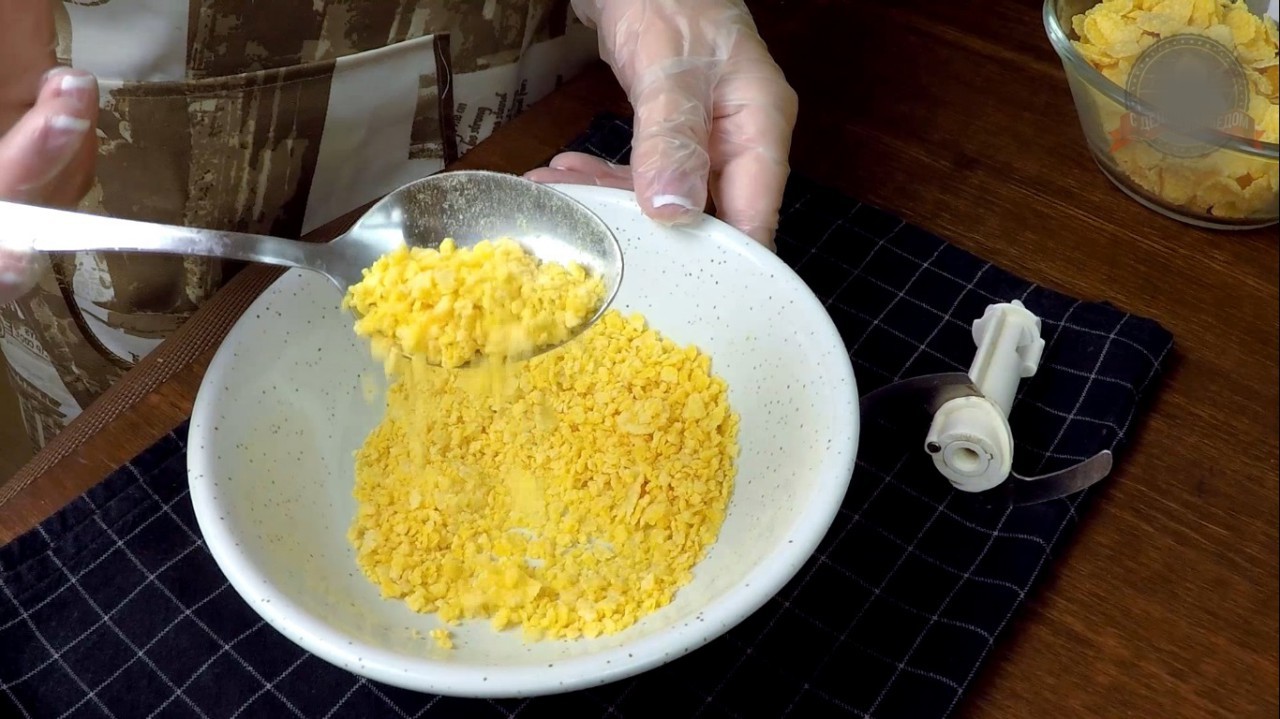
top-left (0, 0), bottom-right (99, 305)
top-left (525, 0), bottom-right (797, 250)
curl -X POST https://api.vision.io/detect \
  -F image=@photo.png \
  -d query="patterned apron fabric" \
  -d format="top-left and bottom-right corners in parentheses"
top-left (1, 0), bottom-right (599, 449)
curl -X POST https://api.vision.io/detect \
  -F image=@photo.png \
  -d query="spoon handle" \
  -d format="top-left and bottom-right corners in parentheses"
top-left (1, 200), bottom-right (331, 273)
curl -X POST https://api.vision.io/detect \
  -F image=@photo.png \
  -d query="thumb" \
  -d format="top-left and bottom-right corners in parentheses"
top-left (0, 69), bottom-right (97, 204)
top-left (628, 60), bottom-right (717, 225)
top-left (0, 247), bottom-right (38, 304)
top-left (1, 69), bottom-right (98, 303)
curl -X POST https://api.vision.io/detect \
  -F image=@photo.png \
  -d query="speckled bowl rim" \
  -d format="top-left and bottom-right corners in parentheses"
top-left (188, 184), bottom-right (859, 698)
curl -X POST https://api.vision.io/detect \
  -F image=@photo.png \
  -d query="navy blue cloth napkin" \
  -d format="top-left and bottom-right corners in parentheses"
top-left (1, 114), bottom-right (1173, 719)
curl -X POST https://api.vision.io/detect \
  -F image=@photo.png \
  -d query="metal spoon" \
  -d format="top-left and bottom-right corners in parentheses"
top-left (1, 170), bottom-right (624, 363)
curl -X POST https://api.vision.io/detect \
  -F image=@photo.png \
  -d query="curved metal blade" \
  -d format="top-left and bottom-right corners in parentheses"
top-left (1005, 450), bottom-right (1114, 505)
top-left (859, 372), bottom-right (981, 421)
top-left (861, 373), bottom-right (1116, 506)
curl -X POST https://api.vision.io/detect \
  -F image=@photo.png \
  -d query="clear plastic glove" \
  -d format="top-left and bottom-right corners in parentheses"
top-left (0, 0), bottom-right (99, 304)
top-left (525, 0), bottom-right (797, 250)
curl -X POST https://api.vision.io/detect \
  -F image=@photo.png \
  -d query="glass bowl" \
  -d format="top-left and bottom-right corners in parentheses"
top-left (1044, 0), bottom-right (1279, 229)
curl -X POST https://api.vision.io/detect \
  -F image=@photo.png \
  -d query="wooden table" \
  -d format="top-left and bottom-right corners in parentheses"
top-left (2, 1), bottom-right (1276, 716)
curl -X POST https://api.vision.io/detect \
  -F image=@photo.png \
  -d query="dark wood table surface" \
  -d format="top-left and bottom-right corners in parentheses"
top-left (1, 1), bottom-right (1276, 716)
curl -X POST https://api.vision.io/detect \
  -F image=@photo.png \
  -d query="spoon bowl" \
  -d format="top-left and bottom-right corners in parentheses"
top-left (324, 170), bottom-right (623, 299)
top-left (1, 170), bottom-right (624, 364)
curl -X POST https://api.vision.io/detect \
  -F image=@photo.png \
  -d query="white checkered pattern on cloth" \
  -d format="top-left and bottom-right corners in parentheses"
top-left (1, 114), bottom-right (1174, 719)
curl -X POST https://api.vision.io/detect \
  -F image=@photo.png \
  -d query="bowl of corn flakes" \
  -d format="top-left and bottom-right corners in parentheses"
top-left (186, 182), bottom-right (859, 698)
top-left (1045, 0), bottom-right (1279, 227)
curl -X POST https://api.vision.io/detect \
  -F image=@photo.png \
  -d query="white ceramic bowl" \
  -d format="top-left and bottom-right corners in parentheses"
top-left (188, 184), bottom-right (858, 698)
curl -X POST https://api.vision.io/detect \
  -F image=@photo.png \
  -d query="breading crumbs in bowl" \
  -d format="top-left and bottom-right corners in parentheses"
top-left (350, 309), bottom-right (740, 642)
top-left (188, 185), bottom-right (858, 698)
top-left (344, 235), bottom-right (740, 643)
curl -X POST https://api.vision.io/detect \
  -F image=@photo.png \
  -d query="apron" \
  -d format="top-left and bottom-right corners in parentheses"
top-left (0, 0), bottom-right (599, 449)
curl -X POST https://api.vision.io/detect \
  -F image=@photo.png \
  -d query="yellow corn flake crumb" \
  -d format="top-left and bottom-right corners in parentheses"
top-left (1071, 0), bottom-right (1279, 219)
top-left (429, 628), bottom-right (454, 650)
top-left (348, 310), bottom-right (739, 641)
top-left (342, 238), bottom-right (605, 370)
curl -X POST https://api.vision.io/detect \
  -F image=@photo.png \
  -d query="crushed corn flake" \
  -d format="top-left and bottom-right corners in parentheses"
top-left (342, 238), bottom-right (605, 371)
top-left (429, 628), bottom-right (454, 650)
top-left (345, 241), bottom-right (739, 641)
top-left (348, 309), bottom-right (739, 641)
top-left (1071, 0), bottom-right (1279, 219)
